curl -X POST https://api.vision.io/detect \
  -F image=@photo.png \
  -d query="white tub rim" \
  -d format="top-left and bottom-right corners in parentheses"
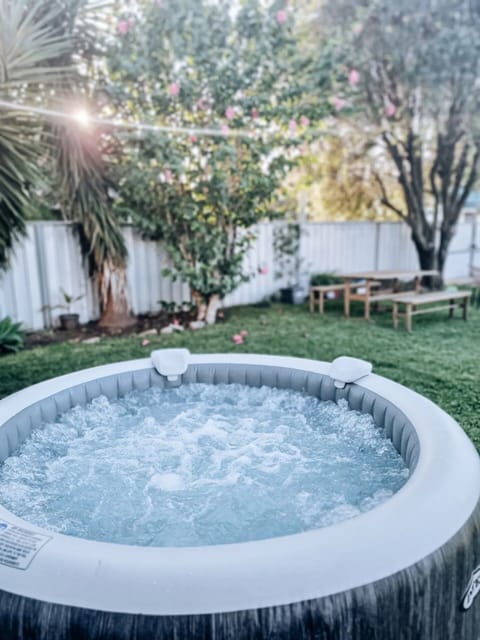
top-left (0, 353), bottom-right (478, 615)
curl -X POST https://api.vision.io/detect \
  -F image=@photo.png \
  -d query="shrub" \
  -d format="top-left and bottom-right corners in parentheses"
top-left (0, 317), bottom-right (25, 354)
top-left (310, 272), bottom-right (343, 286)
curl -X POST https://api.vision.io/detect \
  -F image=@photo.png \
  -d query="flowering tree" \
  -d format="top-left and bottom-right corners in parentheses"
top-left (322, 0), bottom-right (480, 282)
top-left (109, 0), bottom-right (318, 322)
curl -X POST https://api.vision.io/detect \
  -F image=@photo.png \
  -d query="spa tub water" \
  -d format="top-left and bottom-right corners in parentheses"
top-left (0, 384), bottom-right (408, 546)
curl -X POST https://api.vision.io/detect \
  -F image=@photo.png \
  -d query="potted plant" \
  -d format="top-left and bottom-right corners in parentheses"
top-left (43, 289), bottom-right (85, 330)
top-left (273, 222), bottom-right (308, 304)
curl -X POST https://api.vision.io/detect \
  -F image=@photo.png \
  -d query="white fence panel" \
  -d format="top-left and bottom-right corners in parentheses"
top-left (224, 224), bottom-right (278, 307)
top-left (376, 223), bottom-right (418, 271)
top-left (444, 223), bottom-right (475, 279)
top-left (0, 220), bottom-right (475, 331)
top-left (0, 227), bottom-right (44, 329)
top-left (33, 223), bottom-right (97, 327)
top-left (124, 226), bottom-right (190, 315)
top-left (302, 222), bottom-right (378, 274)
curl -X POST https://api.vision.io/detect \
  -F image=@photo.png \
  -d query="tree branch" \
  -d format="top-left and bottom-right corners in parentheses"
top-left (373, 170), bottom-right (407, 220)
top-left (455, 146), bottom-right (480, 217)
top-left (430, 135), bottom-right (441, 231)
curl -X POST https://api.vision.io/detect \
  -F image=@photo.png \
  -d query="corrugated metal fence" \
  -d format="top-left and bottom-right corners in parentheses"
top-left (0, 220), bottom-right (477, 330)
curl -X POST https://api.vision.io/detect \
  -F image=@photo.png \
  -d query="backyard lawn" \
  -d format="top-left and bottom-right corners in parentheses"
top-left (1, 302), bottom-right (479, 451)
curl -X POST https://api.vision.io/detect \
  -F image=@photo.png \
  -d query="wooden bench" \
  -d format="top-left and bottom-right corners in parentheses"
top-left (310, 284), bottom-right (345, 314)
top-left (310, 281), bottom-right (380, 314)
top-left (446, 277), bottom-right (480, 307)
top-left (342, 270), bottom-right (439, 319)
top-left (392, 291), bottom-right (471, 332)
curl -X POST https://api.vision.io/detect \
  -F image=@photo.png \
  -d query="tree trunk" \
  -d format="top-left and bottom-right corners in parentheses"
top-left (98, 263), bottom-right (136, 329)
top-left (437, 223), bottom-right (456, 278)
top-left (192, 291), bottom-right (221, 324)
top-left (205, 294), bottom-right (221, 325)
top-left (410, 234), bottom-right (443, 289)
top-left (192, 291), bottom-right (207, 322)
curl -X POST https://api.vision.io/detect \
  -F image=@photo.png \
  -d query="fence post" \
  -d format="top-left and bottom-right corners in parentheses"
top-left (470, 213), bottom-right (478, 274)
top-left (374, 222), bottom-right (381, 270)
top-left (32, 223), bottom-right (51, 330)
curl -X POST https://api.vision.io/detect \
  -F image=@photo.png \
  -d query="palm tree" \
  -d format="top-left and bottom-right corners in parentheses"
top-left (0, 0), bottom-right (133, 327)
top-left (0, 0), bottom-right (69, 267)
top-left (55, 117), bottom-right (133, 327)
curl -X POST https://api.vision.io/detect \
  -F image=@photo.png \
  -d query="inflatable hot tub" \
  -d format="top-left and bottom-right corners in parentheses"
top-left (0, 351), bottom-right (478, 640)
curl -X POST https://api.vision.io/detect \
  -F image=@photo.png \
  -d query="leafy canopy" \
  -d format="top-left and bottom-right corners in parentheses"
top-left (109, 0), bottom-right (319, 303)
top-left (320, 0), bottom-right (480, 274)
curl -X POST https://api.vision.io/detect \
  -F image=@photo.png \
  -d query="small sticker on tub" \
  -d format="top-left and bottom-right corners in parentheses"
top-left (462, 566), bottom-right (480, 611)
top-left (0, 520), bottom-right (51, 570)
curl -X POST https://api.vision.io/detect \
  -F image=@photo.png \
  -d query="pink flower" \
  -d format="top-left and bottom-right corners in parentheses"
top-left (334, 97), bottom-right (346, 112)
top-left (385, 102), bottom-right (397, 117)
top-left (142, 339), bottom-right (150, 347)
top-left (240, 330), bottom-right (248, 337)
top-left (190, 134), bottom-right (198, 143)
top-left (221, 124), bottom-right (230, 136)
top-left (232, 334), bottom-right (244, 344)
top-left (348, 69), bottom-right (360, 86)
top-left (168, 82), bottom-right (180, 97)
top-left (259, 266), bottom-right (269, 275)
top-left (164, 168), bottom-right (173, 183)
top-left (251, 107), bottom-right (260, 119)
top-left (289, 119), bottom-right (298, 132)
top-left (128, 17), bottom-right (136, 27)
top-left (300, 115), bottom-right (310, 126)
top-left (225, 106), bottom-right (235, 120)
top-left (173, 318), bottom-right (180, 325)
top-left (276, 9), bottom-right (287, 24)
top-left (197, 97), bottom-right (208, 111)
top-left (117, 20), bottom-right (129, 35)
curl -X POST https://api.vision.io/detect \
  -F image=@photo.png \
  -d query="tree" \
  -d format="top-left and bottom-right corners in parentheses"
top-left (321, 0), bottom-right (480, 282)
top-left (55, 119), bottom-right (133, 328)
top-left (108, 0), bottom-right (318, 322)
top-left (42, 0), bottom-right (134, 327)
top-left (0, 0), bottom-right (69, 268)
top-left (0, 0), bottom-right (133, 327)
top-left (280, 129), bottom-right (402, 220)
top-left (115, 133), bottom-right (291, 323)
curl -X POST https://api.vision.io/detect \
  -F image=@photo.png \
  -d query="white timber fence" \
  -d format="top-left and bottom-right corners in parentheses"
top-left (0, 220), bottom-right (477, 331)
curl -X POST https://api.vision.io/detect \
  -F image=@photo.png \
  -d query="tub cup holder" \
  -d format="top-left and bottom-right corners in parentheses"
top-left (329, 356), bottom-right (373, 389)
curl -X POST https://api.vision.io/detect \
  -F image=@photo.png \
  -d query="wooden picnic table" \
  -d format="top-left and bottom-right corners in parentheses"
top-left (340, 270), bottom-right (439, 320)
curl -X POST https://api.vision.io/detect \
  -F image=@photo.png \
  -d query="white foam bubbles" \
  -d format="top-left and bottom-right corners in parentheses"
top-left (0, 384), bottom-right (409, 547)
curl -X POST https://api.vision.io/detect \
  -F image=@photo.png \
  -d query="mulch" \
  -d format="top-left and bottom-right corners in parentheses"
top-left (24, 310), bottom-right (196, 350)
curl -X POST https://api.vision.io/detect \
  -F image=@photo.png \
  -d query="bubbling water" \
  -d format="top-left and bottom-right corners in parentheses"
top-left (0, 384), bottom-right (409, 546)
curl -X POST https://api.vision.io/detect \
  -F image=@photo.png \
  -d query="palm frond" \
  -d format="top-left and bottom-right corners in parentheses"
top-left (0, 0), bottom-right (71, 85)
top-left (55, 119), bottom-right (127, 277)
top-left (0, 0), bottom-right (73, 268)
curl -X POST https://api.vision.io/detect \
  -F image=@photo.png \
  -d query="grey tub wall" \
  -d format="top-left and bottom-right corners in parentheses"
top-left (0, 363), bottom-right (420, 471)
top-left (0, 499), bottom-right (479, 640)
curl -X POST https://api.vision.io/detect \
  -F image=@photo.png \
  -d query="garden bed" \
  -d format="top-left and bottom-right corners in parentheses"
top-left (24, 310), bottom-right (199, 350)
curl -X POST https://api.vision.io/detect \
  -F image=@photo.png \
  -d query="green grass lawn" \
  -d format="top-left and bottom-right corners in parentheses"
top-left (1, 301), bottom-right (479, 450)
